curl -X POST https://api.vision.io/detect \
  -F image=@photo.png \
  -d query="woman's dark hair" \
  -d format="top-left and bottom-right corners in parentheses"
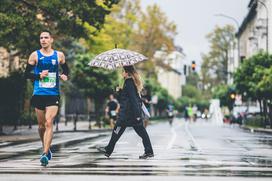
top-left (124, 65), bottom-right (136, 74)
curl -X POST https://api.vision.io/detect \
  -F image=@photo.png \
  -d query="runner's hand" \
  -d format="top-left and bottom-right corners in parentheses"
top-left (60, 74), bottom-right (68, 81)
top-left (40, 70), bottom-right (48, 79)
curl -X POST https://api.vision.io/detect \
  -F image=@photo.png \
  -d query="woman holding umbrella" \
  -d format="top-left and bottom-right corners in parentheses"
top-left (98, 65), bottom-right (154, 159)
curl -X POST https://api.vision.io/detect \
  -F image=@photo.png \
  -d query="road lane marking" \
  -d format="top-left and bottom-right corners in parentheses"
top-left (166, 126), bottom-right (177, 150)
top-left (166, 119), bottom-right (182, 150)
top-left (88, 137), bottom-right (110, 148)
top-left (184, 122), bottom-right (202, 151)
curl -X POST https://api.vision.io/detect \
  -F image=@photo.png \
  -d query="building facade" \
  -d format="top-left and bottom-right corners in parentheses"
top-left (238, 0), bottom-right (272, 59)
top-left (0, 48), bottom-right (10, 77)
top-left (154, 46), bottom-right (186, 100)
top-left (227, 0), bottom-right (272, 84)
top-left (0, 47), bottom-right (21, 77)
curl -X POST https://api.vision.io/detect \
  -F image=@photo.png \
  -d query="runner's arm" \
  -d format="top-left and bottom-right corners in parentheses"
top-left (58, 52), bottom-right (69, 76)
top-left (24, 52), bottom-right (40, 80)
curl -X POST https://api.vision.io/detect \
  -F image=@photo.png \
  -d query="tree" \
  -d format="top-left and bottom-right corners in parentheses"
top-left (257, 66), bottom-right (272, 128)
top-left (234, 52), bottom-right (272, 128)
top-left (72, 53), bottom-right (118, 121)
top-left (212, 84), bottom-right (235, 111)
top-left (86, 0), bottom-right (177, 78)
top-left (133, 4), bottom-right (177, 58)
top-left (144, 78), bottom-right (174, 116)
top-left (182, 85), bottom-right (202, 100)
top-left (0, 0), bottom-right (120, 57)
top-left (234, 52), bottom-right (272, 101)
top-left (132, 4), bottom-right (177, 76)
top-left (186, 72), bottom-right (200, 87)
top-left (86, 0), bottom-right (142, 54)
top-left (201, 25), bottom-right (236, 90)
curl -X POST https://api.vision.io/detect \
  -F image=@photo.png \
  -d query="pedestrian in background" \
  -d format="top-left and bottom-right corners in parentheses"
top-left (105, 94), bottom-right (120, 129)
top-left (167, 103), bottom-right (174, 125)
top-left (98, 65), bottom-right (154, 159)
top-left (184, 106), bottom-right (189, 121)
top-left (187, 104), bottom-right (194, 122)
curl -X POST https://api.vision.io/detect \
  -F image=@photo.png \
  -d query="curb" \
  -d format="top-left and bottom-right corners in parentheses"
top-left (54, 129), bottom-right (112, 134)
top-left (241, 125), bottom-right (272, 134)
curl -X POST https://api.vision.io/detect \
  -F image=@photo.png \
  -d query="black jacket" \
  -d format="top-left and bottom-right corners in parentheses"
top-left (116, 78), bottom-right (143, 127)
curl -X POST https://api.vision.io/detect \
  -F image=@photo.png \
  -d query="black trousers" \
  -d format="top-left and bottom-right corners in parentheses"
top-left (105, 125), bottom-right (153, 155)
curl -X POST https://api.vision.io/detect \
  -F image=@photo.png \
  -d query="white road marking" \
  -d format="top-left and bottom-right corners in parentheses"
top-left (166, 126), bottom-right (177, 150)
top-left (166, 119), bottom-right (182, 150)
top-left (184, 122), bottom-right (202, 151)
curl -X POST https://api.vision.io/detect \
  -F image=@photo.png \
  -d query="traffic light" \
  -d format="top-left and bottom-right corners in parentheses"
top-left (230, 93), bottom-right (236, 100)
top-left (191, 61), bottom-right (196, 71)
top-left (229, 88), bottom-right (236, 100)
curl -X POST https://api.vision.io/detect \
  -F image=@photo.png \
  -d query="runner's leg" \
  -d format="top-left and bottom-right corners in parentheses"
top-left (35, 108), bottom-right (46, 147)
top-left (43, 106), bottom-right (58, 154)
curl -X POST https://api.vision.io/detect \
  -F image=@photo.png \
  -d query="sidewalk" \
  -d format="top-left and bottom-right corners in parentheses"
top-left (0, 121), bottom-right (110, 143)
top-left (0, 120), bottom-right (159, 143)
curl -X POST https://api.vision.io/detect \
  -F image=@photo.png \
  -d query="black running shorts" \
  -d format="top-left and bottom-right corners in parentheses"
top-left (31, 95), bottom-right (60, 110)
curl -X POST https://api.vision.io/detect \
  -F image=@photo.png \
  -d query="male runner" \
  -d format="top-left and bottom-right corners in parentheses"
top-left (24, 30), bottom-right (69, 166)
top-left (105, 94), bottom-right (120, 129)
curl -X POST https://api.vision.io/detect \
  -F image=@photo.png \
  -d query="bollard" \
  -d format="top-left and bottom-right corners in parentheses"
top-left (89, 112), bottom-right (92, 130)
top-left (74, 113), bottom-right (78, 131)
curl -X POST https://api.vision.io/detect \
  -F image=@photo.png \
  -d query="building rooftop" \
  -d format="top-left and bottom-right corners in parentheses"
top-left (237, 0), bottom-right (257, 37)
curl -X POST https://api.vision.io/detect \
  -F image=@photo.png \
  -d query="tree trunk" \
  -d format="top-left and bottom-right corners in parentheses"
top-left (269, 100), bottom-right (272, 129)
top-left (258, 99), bottom-right (262, 114)
top-left (73, 112), bottom-right (78, 131)
top-left (258, 99), bottom-right (264, 127)
top-left (8, 51), bottom-right (13, 73)
top-left (0, 122), bottom-right (3, 135)
top-left (224, 50), bottom-right (229, 84)
top-left (263, 100), bottom-right (268, 128)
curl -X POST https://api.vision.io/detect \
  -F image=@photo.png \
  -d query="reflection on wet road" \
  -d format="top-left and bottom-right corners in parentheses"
top-left (1, 119), bottom-right (272, 177)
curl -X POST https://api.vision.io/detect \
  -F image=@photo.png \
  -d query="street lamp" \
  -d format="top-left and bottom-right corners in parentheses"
top-left (214, 13), bottom-right (240, 62)
top-left (257, 0), bottom-right (269, 52)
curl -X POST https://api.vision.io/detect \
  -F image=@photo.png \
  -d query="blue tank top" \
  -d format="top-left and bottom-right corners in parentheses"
top-left (33, 50), bottom-right (60, 95)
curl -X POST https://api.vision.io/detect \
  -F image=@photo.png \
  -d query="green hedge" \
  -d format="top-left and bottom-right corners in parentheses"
top-left (244, 115), bottom-right (264, 128)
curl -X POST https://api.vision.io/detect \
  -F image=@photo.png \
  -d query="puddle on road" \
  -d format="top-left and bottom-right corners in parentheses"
top-left (242, 156), bottom-right (272, 167)
top-left (258, 138), bottom-right (272, 146)
top-left (1, 132), bottom-right (272, 177)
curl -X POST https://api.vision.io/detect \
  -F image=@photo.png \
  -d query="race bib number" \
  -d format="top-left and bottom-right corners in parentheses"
top-left (39, 72), bottom-right (56, 88)
top-left (110, 110), bottom-right (116, 116)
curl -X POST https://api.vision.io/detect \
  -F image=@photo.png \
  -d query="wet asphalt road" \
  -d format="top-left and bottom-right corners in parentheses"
top-left (0, 118), bottom-right (272, 180)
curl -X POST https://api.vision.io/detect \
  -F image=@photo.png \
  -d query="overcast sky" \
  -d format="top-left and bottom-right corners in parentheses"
top-left (141, 0), bottom-right (249, 66)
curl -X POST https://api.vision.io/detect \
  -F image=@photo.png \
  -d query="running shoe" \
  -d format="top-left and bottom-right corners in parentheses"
top-left (47, 149), bottom-right (52, 160)
top-left (40, 153), bottom-right (49, 166)
top-left (139, 153), bottom-right (154, 159)
top-left (97, 147), bottom-right (110, 158)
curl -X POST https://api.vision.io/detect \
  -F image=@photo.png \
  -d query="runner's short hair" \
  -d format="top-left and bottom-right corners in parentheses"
top-left (40, 30), bottom-right (52, 37)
